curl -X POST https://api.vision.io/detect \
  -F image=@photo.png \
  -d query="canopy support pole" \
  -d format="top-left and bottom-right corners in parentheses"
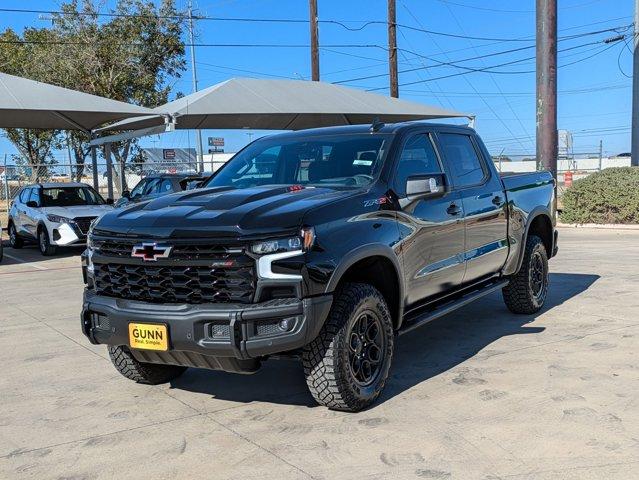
top-left (90, 132), bottom-right (99, 191)
top-left (119, 155), bottom-right (126, 194)
top-left (105, 143), bottom-right (113, 201)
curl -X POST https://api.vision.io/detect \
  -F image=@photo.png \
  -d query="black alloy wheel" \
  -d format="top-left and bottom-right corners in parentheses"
top-left (347, 311), bottom-right (386, 387)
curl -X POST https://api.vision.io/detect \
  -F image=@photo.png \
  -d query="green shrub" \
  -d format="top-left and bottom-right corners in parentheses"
top-left (560, 167), bottom-right (639, 224)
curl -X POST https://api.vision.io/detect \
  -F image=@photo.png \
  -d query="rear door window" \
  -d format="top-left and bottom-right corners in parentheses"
top-left (438, 133), bottom-right (486, 188)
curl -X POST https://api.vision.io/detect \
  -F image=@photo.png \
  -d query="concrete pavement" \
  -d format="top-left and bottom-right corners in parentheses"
top-left (0, 227), bottom-right (638, 479)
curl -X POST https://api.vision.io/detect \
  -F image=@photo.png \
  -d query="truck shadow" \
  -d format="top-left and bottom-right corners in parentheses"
top-left (170, 272), bottom-right (599, 409)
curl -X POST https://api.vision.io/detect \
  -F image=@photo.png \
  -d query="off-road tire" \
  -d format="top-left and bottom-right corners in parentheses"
top-left (8, 222), bottom-right (23, 249)
top-left (108, 345), bottom-right (187, 385)
top-left (502, 234), bottom-right (549, 314)
top-left (302, 283), bottom-right (394, 412)
top-left (38, 227), bottom-right (56, 256)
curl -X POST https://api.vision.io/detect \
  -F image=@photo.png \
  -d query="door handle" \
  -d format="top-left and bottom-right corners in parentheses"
top-left (492, 196), bottom-right (503, 206)
top-left (446, 203), bottom-right (462, 216)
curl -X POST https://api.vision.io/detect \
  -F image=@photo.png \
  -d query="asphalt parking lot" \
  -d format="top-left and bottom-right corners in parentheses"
top-left (1, 227), bottom-right (638, 480)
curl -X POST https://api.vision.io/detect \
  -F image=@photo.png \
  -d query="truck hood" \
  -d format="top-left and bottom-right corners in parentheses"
top-left (94, 185), bottom-right (359, 238)
top-left (43, 205), bottom-right (113, 219)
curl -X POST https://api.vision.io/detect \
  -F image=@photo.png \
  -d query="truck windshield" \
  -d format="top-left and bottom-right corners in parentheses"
top-left (205, 133), bottom-right (393, 189)
top-left (41, 187), bottom-right (105, 207)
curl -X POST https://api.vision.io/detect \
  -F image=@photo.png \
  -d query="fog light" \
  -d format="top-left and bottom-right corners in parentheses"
top-left (278, 317), bottom-right (295, 332)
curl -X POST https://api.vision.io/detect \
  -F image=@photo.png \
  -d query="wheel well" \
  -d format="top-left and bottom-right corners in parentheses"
top-left (528, 214), bottom-right (552, 256)
top-left (336, 256), bottom-right (401, 330)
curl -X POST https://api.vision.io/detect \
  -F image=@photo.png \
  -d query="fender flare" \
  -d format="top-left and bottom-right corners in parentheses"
top-left (325, 243), bottom-right (405, 328)
top-left (514, 207), bottom-right (554, 273)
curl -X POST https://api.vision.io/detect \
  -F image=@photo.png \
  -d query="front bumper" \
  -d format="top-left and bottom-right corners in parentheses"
top-left (81, 290), bottom-right (332, 373)
top-left (51, 222), bottom-right (84, 246)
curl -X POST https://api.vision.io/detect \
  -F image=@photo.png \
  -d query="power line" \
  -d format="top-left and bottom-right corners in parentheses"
top-left (442, 2), bottom-right (534, 153)
top-left (334, 24), bottom-right (632, 85)
top-left (2, 6), bottom-right (626, 45)
top-left (364, 35), bottom-right (628, 91)
top-left (433, 0), bottom-right (605, 14)
top-left (195, 62), bottom-right (296, 79)
top-left (0, 39), bottom-right (387, 49)
top-left (400, 84), bottom-right (630, 97)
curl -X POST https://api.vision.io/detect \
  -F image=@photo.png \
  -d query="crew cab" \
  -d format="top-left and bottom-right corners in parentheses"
top-left (81, 122), bottom-right (557, 412)
top-left (9, 182), bottom-right (113, 256)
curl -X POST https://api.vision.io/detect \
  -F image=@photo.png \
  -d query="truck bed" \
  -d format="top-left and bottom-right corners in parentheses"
top-left (500, 170), bottom-right (554, 192)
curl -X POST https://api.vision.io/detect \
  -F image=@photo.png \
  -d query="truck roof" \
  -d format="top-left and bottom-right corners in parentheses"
top-left (143, 173), bottom-right (204, 178)
top-left (269, 121), bottom-right (475, 139)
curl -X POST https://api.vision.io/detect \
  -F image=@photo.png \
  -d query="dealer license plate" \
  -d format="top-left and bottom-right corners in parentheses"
top-left (128, 323), bottom-right (168, 351)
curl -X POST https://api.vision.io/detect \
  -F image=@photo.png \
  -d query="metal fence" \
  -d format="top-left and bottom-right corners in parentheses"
top-left (0, 157), bottom-right (233, 214)
top-left (1, 152), bottom-right (632, 214)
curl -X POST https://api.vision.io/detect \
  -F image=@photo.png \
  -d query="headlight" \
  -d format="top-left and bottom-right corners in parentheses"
top-left (251, 227), bottom-right (315, 255)
top-left (47, 214), bottom-right (73, 224)
top-left (87, 219), bottom-right (99, 248)
top-left (86, 248), bottom-right (95, 274)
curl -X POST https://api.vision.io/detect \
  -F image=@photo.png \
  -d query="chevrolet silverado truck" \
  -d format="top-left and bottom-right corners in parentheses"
top-left (81, 122), bottom-right (557, 412)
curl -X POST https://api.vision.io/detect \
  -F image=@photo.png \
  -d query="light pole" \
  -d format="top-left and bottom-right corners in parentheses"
top-left (188, 1), bottom-right (205, 172)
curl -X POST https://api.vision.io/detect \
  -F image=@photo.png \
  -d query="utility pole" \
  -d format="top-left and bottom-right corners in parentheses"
top-left (388, 0), bottom-right (398, 98)
top-left (632, 0), bottom-right (639, 166)
top-left (536, 0), bottom-right (558, 181)
top-left (188, 1), bottom-right (204, 172)
top-left (309, 0), bottom-right (320, 81)
top-left (599, 139), bottom-right (603, 171)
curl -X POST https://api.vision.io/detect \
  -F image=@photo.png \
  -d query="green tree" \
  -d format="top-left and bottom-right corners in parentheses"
top-left (0, 28), bottom-right (64, 176)
top-left (0, 0), bottom-right (186, 187)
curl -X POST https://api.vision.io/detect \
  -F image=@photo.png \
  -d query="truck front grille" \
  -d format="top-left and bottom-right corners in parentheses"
top-left (95, 239), bottom-right (240, 261)
top-left (93, 259), bottom-right (255, 304)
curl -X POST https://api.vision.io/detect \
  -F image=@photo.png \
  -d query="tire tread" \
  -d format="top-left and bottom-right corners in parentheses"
top-left (302, 283), bottom-right (393, 412)
top-left (108, 346), bottom-right (186, 385)
top-left (502, 235), bottom-right (548, 314)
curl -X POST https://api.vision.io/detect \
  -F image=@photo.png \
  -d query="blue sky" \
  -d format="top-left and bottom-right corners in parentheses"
top-left (0, 0), bottom-right (633, 158)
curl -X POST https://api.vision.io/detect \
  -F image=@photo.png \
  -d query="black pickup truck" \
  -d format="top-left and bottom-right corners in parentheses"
top-left (81, 122), bottom-right (557, 412)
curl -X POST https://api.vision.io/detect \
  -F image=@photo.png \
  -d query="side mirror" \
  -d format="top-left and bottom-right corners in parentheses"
top-left (406, 173), bottom-right (447, 201)
top-left (121, 190), bottom-right (131, 199)
top-left (105, 198), bottom-right (114, 205)
top-left (26, 200), bottom-right (39, 208)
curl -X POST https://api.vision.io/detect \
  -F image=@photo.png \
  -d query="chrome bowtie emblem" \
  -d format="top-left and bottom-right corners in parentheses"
top-left (131, 243), bottom-right (172, 261)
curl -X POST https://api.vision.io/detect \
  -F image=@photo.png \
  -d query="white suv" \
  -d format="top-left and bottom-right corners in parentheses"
top-left (8, 182), bottom-right (114, 256)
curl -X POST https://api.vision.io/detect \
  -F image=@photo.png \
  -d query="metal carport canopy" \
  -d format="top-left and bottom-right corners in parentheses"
top-left (99, 77), bottom-right (472, 133)
top-left (0, 72), bottom-right (156, 131)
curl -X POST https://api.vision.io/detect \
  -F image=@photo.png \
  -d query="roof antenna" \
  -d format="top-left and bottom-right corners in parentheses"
top-left (370, 117), bottom-right (385, 133)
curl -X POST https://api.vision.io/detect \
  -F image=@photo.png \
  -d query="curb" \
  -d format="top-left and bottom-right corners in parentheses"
top-left (557, 223), bottom-right (639, 231)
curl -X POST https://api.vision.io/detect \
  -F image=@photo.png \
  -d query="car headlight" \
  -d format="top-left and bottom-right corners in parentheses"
top-left (251, 227), bottom-right (315, 255)
top-left (47, 214), bottom-right (73, 224)
top-left (85, 247), bottom-right (95, 274)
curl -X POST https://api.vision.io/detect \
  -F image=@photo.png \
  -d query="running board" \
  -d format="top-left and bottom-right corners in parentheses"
top-left (398, 280), bottom-right (509, 336)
